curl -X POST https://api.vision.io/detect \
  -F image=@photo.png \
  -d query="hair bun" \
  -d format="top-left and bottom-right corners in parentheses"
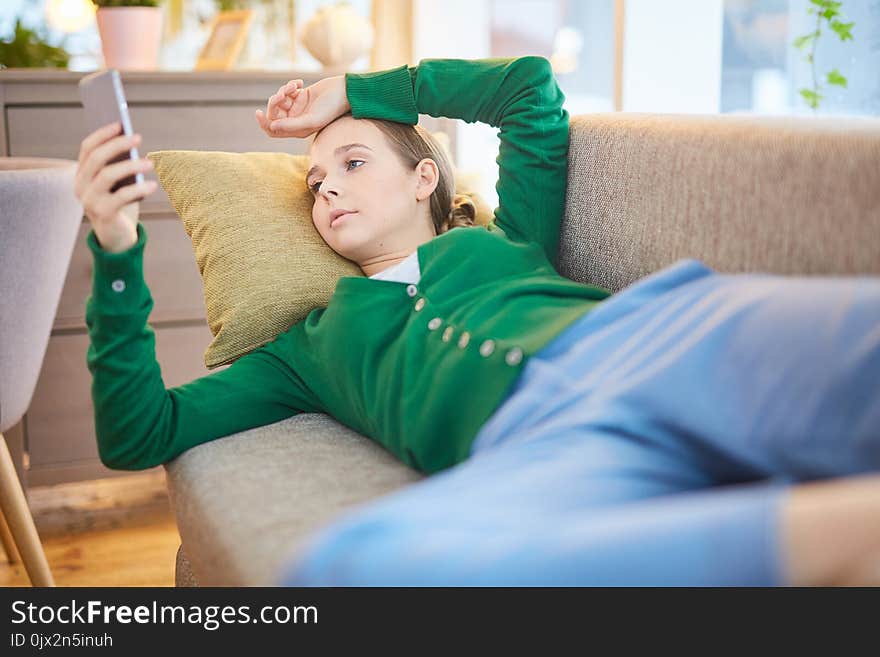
top-left (445, 193), bottom-right (477, 230)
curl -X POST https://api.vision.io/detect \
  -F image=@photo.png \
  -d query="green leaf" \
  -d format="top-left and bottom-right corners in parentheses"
top-left (799, 88), bottom-right (823, 109)
top-left (826, 68), bottom-right (847, 87)
top-left (830, 20), bottom-right (854, 41)
top-left (792, 33), bottom-right (816, 50)
top-left (805, 52), bottom-right (814, 64)
top-left (810, 0), bottom-right (841, 10)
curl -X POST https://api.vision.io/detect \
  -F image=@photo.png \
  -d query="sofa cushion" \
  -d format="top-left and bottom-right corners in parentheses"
top-left (560, 113), bottom-right (880, 293)
top-left (164, 413), bottom-right (423, 586)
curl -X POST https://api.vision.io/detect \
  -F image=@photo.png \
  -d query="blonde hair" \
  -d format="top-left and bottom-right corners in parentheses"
top-left (311, 113), bottom-right (476, 235)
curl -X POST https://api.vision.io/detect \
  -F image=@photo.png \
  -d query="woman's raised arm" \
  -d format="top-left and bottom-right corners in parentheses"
top-left (345, 56), bottom-right (570, 267)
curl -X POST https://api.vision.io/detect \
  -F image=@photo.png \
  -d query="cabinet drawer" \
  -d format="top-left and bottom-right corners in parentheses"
top-left (27, 323), bottom-right (227, 469)
top-left (56, 216), bottom-right (207, 330)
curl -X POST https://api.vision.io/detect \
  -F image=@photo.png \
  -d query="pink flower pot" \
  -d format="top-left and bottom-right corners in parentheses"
top-left (96, 7), bottom-right (164, 71)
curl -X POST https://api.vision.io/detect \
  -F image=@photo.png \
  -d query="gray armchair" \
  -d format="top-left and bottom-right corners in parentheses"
top-left (0, 156), bottom-right (84, 586)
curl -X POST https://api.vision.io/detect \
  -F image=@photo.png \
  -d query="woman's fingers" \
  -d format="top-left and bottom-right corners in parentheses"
top-left (81, 175), bottom-right (155, 225)
top-left (257, 79), bottom-right (306, 134)
top-left (76, 133), bottom-right (140, 199)
top-left (266, 89), bottom-right (286, 122)
top-left (267, 116), bottom-right (313, 139)
top-left (265, 94), bottom-right (276, 122)
top-left (256, 108), bottom-right (289, 137)
top-left (78, 121), bottom-right (122, 165)
top-left (110, 179), bottom-right (158, 208)
top-left (276, 87), bottom-right (301, 115)
top-left (75, 121), bottom-right (123, 198)
top-left (255, 109), bottom-right (274, 135)
top-left (94, 155), bottom-right (153, 195)
top-left (257, 94), bottom-right (304, 136)
top-left (266, 80), bottom-right (302, 121)
top-left (282, 79), bottom-right (303, 94)
top-left (256, 79), bottom-right (309, 138)
top-left (268, 83), bottom-right (293, 118)
top-left (101, 180), bottom-right (158, 218)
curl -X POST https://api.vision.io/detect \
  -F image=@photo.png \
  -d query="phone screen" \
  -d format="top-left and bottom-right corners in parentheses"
top-left (78, 69), bottom-right (145, 194)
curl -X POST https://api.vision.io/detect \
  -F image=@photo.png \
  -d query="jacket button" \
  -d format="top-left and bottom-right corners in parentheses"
top-left (406, 284), bottom-right (418, 297)
top-left (414, 298), bottom-right (426, 311)
top-left (442, 326), bottom-right (454, 342)
top-left (505, 347), bottom-right (523, 366)
top-left (111, 279), bottom-right (126, 293)
top-left (457, 331), bottom-right (471, 348)
top-left (427, 317), bottom-right (442, 330)
top-left (479, 339), bottom-right (495, 357)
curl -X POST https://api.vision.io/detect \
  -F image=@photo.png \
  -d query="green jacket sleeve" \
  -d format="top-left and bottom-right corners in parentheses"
top-left (85, 222), bottom-right (323, 471)
top-left (345, 56), bottom-right (570, 267)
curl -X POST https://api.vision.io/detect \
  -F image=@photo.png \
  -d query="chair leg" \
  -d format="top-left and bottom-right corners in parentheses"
top-left (0, 432), bottom-right (55, 586)
top-left (0, 504), bottom-right (20, 564)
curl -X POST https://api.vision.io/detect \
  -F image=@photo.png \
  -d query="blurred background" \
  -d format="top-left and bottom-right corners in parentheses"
top-left (1, 0), bottom-right (878, 588)
top-left (2, 0), bottom-right (878, 216)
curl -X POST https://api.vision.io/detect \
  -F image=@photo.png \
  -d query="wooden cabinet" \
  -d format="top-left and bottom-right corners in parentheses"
top-left (1, 69), bottom-right (457, 488)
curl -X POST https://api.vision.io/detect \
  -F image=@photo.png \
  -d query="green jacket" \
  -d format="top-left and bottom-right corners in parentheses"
top-left (85, 56), bottom-right (612, 475)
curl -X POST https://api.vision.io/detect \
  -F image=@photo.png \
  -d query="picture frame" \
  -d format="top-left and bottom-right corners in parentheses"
top-left (195, 10), bottom-right (254, 71)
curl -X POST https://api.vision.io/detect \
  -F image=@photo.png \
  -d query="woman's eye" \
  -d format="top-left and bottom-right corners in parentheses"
top-left (309, 161), bottom-right (363, 194)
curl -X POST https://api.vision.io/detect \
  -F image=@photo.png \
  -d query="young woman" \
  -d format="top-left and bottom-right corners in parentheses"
top-left (75, 57), bottom-right (880, 586)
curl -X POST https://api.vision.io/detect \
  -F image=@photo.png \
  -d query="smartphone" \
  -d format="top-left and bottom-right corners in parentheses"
top-left (78, 69), bottom-right (145, 194)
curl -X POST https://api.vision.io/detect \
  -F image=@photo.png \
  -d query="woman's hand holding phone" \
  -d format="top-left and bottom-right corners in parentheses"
top-left (74, 121), bottom-right (157, 253)
top-left (255, 75), bottom-right (351, 139)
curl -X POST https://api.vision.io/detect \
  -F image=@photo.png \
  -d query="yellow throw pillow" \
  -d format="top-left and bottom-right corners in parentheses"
top-left (147, 146), bottom-right (493, 369)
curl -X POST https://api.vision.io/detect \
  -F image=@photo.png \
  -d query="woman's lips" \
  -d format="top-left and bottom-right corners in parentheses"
top-left (330, 211), bottom-right (356, 227)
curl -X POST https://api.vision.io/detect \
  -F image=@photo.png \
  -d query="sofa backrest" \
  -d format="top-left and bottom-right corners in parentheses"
top-left (559, 112), bottom-right (880, 293)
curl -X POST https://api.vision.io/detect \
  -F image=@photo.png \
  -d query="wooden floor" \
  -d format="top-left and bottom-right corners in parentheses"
top-left (0, 470), bottom-right (181, 587)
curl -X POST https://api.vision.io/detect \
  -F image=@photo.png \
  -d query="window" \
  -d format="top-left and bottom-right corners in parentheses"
top-left (490, 0), bottom-right (616, 114)
top-left (723, 0), bottom-right (880, 116)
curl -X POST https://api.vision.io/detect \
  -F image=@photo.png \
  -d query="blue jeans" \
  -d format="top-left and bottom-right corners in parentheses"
top-left (277, 259), bottom-right (880, 586)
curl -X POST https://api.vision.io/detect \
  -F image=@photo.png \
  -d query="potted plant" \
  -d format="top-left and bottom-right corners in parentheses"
top-left (92, 0), bottom-right (164, 70)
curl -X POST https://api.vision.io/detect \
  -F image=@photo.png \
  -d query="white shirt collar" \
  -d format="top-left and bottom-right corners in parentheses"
top-left (368, 251), bottom-right (421, 284)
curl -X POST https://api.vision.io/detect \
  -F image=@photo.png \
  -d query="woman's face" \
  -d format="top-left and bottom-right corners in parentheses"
top-left (306, 115), bottom-right (438, 268)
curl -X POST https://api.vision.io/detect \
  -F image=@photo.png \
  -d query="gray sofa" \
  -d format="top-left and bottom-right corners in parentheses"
top-left (167, 111), bottom-right (880, 586)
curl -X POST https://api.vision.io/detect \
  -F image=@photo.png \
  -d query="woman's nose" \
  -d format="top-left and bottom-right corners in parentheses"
top-left (318, 182), bottom-right (339, 198)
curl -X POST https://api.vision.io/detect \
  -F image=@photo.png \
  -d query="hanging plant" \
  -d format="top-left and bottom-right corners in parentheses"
top-left (792, 0), bottom-right (855, 110)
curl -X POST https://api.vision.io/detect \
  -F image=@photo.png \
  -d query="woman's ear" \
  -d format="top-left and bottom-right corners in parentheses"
top-left (414, 158), bottom-right (440, 202)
